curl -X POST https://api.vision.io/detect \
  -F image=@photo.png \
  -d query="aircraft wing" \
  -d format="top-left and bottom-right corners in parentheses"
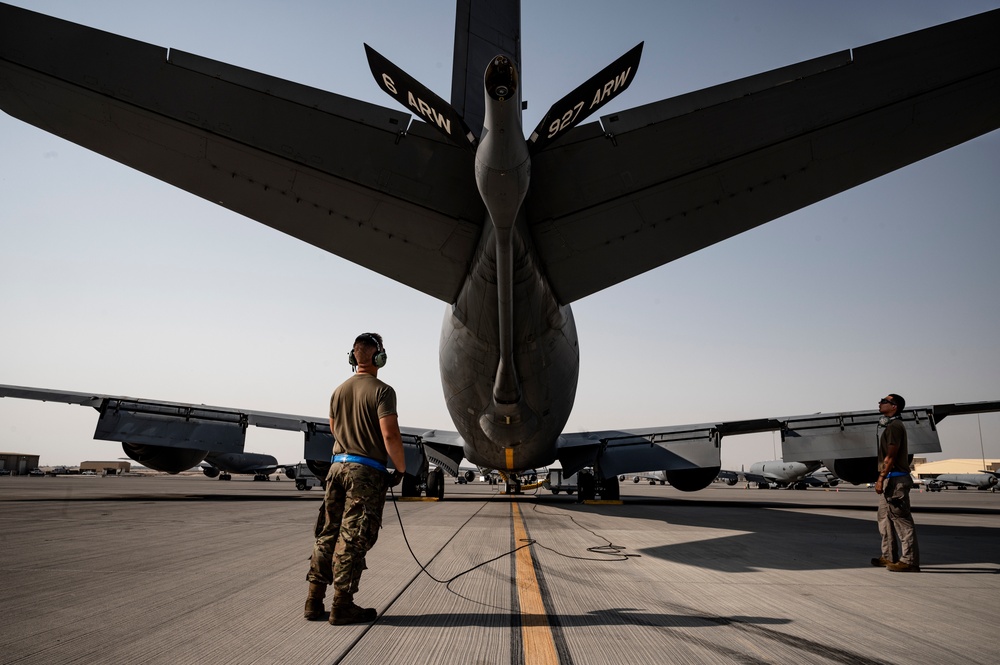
top-left (0, 383), bottom-right (460, 476)
top-left (0, 3), bottom-right (483, 304)
top-left (716, 470), bottom-right (741, 485)
top-left (527, 9), bottom-right (1000, 303)
top-left (555, 400), bottom-right (1000, 486)
top-left (4, 383), bottom-right (997, 487)
top-left (556, 418), bottom-right (781, 481)
top-left (740, 471), bottom-right (775, 485)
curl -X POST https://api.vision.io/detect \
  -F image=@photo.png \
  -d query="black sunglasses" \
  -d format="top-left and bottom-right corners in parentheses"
top-left (879, 398), bottom-right (896, 405)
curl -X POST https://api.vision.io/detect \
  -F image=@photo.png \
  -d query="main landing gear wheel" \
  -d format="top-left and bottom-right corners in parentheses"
top-left (427, 468), bottom-right (445, 499)
top-left (401, 473), bottom-right (420, 498)
top-left (602, 474), bottom-right (620, 501)
top-left (577, 472), bottom-right (595, 502)
top-left (576, 471), bottom-right (619, 501)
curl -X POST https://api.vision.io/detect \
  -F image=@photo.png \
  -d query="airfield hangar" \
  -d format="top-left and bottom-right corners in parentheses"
top-left (0, 452), bottom-right (41, 475)
top-left (80, 461), bottom-right (131, 475)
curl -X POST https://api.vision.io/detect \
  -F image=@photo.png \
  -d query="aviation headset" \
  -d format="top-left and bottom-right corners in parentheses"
top-left (348, 333), bottom-right (388, 369)
top-left (877, 394), bottom-right (905, 428)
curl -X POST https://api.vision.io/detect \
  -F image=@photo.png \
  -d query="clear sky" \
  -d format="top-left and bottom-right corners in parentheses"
top-left (2, 0), bottom-right (999, 471)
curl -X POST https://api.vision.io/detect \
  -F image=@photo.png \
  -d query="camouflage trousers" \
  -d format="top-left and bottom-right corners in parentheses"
top-left (877, 475), bottom-right (919, 566)
top-left (307, 462), bottom-right (388, 600)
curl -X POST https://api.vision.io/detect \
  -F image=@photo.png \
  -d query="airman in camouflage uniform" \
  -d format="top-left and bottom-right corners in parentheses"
top-left (304, 333), bottom-right (406, 625)
top-left (308, 463), bottom-right (388, 599)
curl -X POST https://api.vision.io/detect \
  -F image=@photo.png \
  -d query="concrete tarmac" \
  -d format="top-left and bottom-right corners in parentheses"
top-left (1, 475), bottom-right (998, 664)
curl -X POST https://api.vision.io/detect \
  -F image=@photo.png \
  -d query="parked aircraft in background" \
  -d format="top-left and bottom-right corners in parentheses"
top-left (805, 468), bottom-right (840, 488)
top-left (1, 2), bottom-right (999, 500)
top-left (285, 462), bottom-right (324, 491)
top-left (744, 460), bottom-right (823, 489)
top-left (923, 472), bottom-right (999, 492)
top-left (719, 462), bottom-right (840, 489)
top-left (196, 451), bottom-right (281, 482)
top-left (621, 472), bottom-right (667, 486)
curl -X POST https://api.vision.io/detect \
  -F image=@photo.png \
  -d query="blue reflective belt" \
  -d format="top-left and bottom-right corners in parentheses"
top-left (886, 471), bottom-right (909, 478)
top-left (331, 453), bottom-right (387, 473)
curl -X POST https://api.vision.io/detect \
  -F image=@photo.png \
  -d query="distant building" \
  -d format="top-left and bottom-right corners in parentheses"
top-left (0, 452), bottom-right (41, 475)
top-left (80, 461), bottom-right (131, 475)
top-left (913, 458), bottom-right (1000, 477)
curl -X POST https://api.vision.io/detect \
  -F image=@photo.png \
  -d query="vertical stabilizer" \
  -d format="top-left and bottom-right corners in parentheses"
top-left (451, 0), bottom-right (521, 139)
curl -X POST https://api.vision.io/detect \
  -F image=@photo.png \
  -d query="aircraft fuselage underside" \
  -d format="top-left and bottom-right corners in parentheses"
top-left (440, 220), bottom-right (579, 472)
top-left (439, 55), bottom-right (580, 472)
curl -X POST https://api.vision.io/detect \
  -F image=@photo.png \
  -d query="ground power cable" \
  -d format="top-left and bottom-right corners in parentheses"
top-left (389, 483), bottom-right (559, 613)
top-left (336, 481), bottom-right (644, 660)
top-left (530, 504), bottom-right (642, 561)
top-left (332, 487), bottom-right (517, 664)
top-left (387, 484), bottom-right (536, 585)
top-left (389, 484), bottom-right (640, 589)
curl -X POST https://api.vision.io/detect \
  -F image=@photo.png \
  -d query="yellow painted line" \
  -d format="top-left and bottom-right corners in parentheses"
top-left (511, 502), bottom-right (560, 665)
top-left (397, 497), bottom-right (439, 502)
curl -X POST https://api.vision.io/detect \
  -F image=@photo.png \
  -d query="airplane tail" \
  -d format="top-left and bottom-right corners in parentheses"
top-left (527, 42), bottom-right (643, 153)
top-left (365, 44), bottom-right (478, 149)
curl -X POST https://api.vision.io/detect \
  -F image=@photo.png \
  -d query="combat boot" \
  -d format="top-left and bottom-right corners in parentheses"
top-left (304, 582), bottom-right (327, 621)
top-left (330, 592), bottom-right (377, 625)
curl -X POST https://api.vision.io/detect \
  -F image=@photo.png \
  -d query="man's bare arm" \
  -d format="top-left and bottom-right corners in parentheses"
top-left (380, 414), bottom-right (406, 473)
top-left (876, 442), bottom-right (899, 495)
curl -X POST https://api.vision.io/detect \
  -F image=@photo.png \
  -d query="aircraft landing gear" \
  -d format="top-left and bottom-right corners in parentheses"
top-left (398, 466), bottom-right (446, 499)
top-left (500, 477), bottom-right (522, 495)
top-left (576, 470), bottom-right (619, 502)
top-left (401, 473), bottom-right (420, 497)
top-left (427, 467), bottom-right (445, 499)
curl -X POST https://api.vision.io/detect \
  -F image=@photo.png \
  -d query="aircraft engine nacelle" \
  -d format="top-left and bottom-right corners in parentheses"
top-left (825, 457), bottom-right (878, 485)
top-left (463, 470), bottom-right (476, 483)
top-left (121, 442), bottom-right (208, 474)
top-left (202, 466), bottom-right (220, 478)
top-left (284, 467), bottom-right (296, 480)
top-left (665, 467), bottom-right (720, 492)
top-left (722, 476), bottom-right (738, 486)
top-left (306, 459), bottom-right (331, 481)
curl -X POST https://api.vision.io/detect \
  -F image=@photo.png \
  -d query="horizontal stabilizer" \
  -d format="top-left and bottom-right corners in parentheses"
top-left (528, 10), bottom-right (1000, 304)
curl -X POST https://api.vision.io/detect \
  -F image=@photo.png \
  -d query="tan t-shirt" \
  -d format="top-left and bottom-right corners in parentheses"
top-left (330, 373), bottom-right (397, 465)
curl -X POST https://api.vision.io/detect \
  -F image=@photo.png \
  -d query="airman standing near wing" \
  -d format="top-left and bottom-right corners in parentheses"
top-left (304, 333), bottom-right (406, 624)
top-left (871, 393), bottom-right (920, 572)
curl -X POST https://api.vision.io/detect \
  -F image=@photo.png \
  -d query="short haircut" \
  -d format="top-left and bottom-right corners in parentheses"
top-left (889, 393), bottom-right (906, 411)
top-left (355, 332), bottom-right (382, 353)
